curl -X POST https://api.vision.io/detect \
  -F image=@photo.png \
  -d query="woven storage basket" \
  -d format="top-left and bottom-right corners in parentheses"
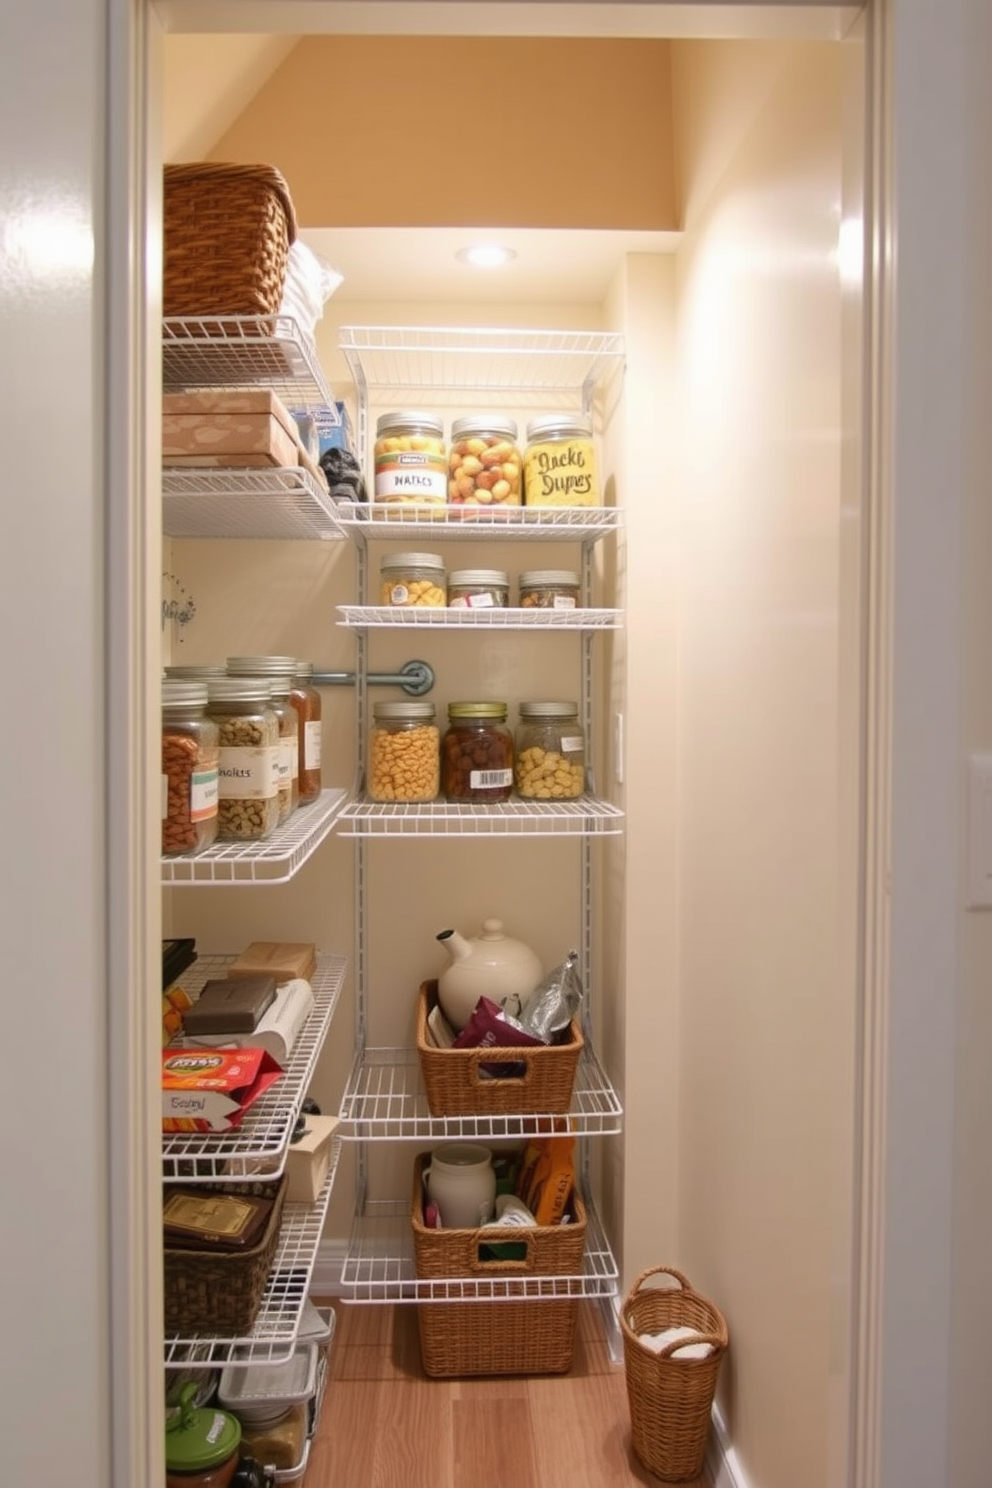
top-left (163, 163), bottom-right (297, 319)
top-left (163, 1175), bottom-right (287, 1337)
top-left (417, 980), bottom-right (583, 1116)
top-left (620, 1265), bottom-right (729, 1482)
top-left (411, 1152), bottom-right (585, 1377)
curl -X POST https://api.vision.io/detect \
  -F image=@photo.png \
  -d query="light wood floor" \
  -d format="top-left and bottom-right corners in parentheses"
top-left (306, 1300), bottom-right (713, 1488)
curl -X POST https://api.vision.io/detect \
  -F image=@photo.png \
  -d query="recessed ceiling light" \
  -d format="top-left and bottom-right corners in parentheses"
top-left (456, 243), bottom-right (517, 269)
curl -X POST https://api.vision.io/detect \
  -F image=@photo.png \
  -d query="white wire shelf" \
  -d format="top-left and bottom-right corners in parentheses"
top-left (339, 325), bottom-right (625, 399)
top-left (163, 1148), bottom-right (340, 1369)
top-left (161, 788), bottom-right (347, 885)
top-left (162, 315), bottom-right (339, 428)
top-left (338, 604), bottom-right (621, 631)
top-left (161, 952), bottom-right (348, 1183)
top-left (330, 504), bottom-right (624, 543)
top-left (337, 1189), bottom-right (618, 1304)
top-left (163, 466), bottom-right (344, 541)
top-left (338, 1046), bottom-right (622, 1141)
top-left (336, 796), bottom-right (624, 838)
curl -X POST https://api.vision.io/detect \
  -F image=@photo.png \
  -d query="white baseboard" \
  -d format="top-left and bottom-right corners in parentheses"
top-left (706, 1402), bottom-right (751, 1488)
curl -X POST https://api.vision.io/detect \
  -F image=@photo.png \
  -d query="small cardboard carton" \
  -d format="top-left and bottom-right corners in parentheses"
top-left (162, 1046), bottom-right (283, 1133)
top-left (285, 1114), bottom-right (340, 1203)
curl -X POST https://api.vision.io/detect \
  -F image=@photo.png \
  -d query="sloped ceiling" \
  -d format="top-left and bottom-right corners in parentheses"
top-left (162, 34), bottom-right (301, 161)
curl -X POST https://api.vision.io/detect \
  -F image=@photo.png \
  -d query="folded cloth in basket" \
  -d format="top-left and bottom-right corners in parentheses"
top-left (638, 1325), bottom-right (715, 1359)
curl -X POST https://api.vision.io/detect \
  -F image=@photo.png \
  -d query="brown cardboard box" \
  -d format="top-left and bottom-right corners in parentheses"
top-left (163, 388), bottom-right (301, 468)
top-left (285, 1114), bottom-right (340, 1203)
top-left (227, 941), bottom-right (318, 985)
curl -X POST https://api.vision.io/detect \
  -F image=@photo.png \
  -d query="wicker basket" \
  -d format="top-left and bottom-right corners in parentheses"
top-left (163, 163), bottom-right (297, 319)
top-left (620, 1265), bottom-right (729, 1482)
top-left (163, 1176), bottom-right (287, 1337)
top-left (411, 1152), bottom-right (585, 1377)
top-left (417, 980), bottom-right (583, 1116)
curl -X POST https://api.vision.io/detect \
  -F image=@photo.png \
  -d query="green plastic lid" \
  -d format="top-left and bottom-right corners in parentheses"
top-left (165, 1383), bottom-right (241, 1472)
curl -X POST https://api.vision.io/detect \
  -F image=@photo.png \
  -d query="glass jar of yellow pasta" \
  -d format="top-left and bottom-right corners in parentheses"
top-left (379, 552), bottom-right (447, 607)
top-left (373, 411), bottom-right (447, 511)
top-left (368, 701), bottom-right (440, 802)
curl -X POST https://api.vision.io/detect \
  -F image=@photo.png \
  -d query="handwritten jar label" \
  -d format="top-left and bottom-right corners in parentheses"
top-left (523, 418), bottom-right (599, 507)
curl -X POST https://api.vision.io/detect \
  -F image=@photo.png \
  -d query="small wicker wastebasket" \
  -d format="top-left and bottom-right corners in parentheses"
top-left (620, 1265), bottom-right (728, 1482)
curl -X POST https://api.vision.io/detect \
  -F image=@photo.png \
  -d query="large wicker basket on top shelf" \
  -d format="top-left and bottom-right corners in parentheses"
top-left (416, 980), bottom-right (583, 1117)
top-left (163, 162), bottom-right (297, 319)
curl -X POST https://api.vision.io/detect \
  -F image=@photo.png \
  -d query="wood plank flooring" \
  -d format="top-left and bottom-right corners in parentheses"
top-left (305, 1300), bottom-right (713, 1488)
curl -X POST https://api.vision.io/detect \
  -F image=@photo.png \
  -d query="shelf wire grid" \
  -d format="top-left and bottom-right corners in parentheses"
top-left (162, 315), bottom-right (340, 427)
top-left (162, 952), bottom-right (348, 1182)
top-left (337, 796), bottom-right (624, 838)
top-left (162, 467), bottom-right (343, 541)
top-left (330, 504), bottom-right (624, 543)
top-left (337, 1190), bottom-right (618, 1303)
top-left (338, 1046), bottom-right (622, 1141)
top-left (161, 788), bottom-right (348, 885)
top-left (337, 605), bottom-right (622, 631)
top-left (163, 1147), bottom-right (341, 1369)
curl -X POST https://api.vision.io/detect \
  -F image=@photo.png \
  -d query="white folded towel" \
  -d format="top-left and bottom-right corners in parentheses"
top-left (638, 1324), bottom-right (715, 1359)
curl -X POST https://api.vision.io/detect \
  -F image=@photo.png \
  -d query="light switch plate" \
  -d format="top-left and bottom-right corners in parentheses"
top-left (967, 753), bottom-right (992, 907)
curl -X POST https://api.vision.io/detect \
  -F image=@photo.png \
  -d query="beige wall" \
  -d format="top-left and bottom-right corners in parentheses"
top-left (669, 38), bottom-right (846, 1488)
top-left (201, 34), bottom-right (679, 230)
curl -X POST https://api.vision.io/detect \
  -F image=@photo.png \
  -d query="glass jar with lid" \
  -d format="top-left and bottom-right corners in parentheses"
top-left (289, 660), bottom-right (322, 804)
top-left (379, 552), bottom-right (447, 607)
top-left (515, 702), bottom-right (586, 800)
top-left (206, 677), bottom-right (280, 843)
top-left (442, 702), bottom-right (514, 802)
top-left (447, 569), bottom-right (509, 609)
top-left (517, 570), bottom-right (581, 609)
top-left (368, 700), bottom-right (440, 803)
top-left (447, 415), bottom-right (522, 508)
top-left (523, 414), bottom-right (599, 507)
top-left (165, 1383), bottom-right (242, 1488)
top-left (227, 656), bottom-right (300, 824)
top-left (373, 411), bottom-right (447, 511)
top-left (161, 680), bottom-right (220, 857)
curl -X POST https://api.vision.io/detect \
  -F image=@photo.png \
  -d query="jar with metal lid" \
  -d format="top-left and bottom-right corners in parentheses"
top-left (514, 701), bottom-right (586, 800)
top-left (368, 701), bottom-right (440, 802)
top-left (165, 1383), bottom-right (241, 1488)
top-left (206, 678), bottom-right (280, 843)
top-left (237, 1402), bottom-right (308, 1473)
top-left (289, 661), bottom-right (322, 804)
top-left (380, 552), bottom-right (447, 607)
top-left (523, 414), bottom-right (600, 507)
top-left (448, 415), bottom-right (522, 508)
top-left (517, 570), bottom-right (581, 609)
top-left (161, 680), bottom-right (220, 857)
top-left (442, 702), bottom-right (514, 802)
top-left (447, 569), bottom-right (509, 609)
top-left (164, 664), bottom-right (228, 681)
top-left (227, 657), bottom-right (299, 824)
top-left (373, 411), bottom-right (447, 511)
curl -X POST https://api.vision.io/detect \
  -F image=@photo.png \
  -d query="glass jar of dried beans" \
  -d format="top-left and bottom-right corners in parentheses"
top-left (161, 680), bottom-right (219, 857)
top-left (442, 701), bottom-right (514, 803)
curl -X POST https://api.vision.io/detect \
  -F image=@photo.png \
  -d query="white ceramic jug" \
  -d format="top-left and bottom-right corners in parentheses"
top-left (435, 918), bottom-right (543, 1032)
top-left (424, 1142), bottom-right (496, 1229)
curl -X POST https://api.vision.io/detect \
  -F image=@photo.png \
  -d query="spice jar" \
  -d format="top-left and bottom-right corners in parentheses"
top-left (206, 678), bottom-right (280, 843)
top-left (447, 569), bottom-right (509, 609)
top-left (161, 680), bottom-right (220, 857)
top-left (165, 1383), bottom-right (241, 1488)
top-left (518, 569), bottom-right (580, 610)
top-left (373, 411), bottom-right (447, 511)
top-left (369, 701), bottom-right (440, 802)
top-left (237, 1403), bottom-right (308, 1473)
top-left (442, 702), bottom-right (514, 802)
top-left (380, 552), bottom-right (447, 607)
top-left (227, 657), bottom-right (300, 825)
top-left (447, 416), bottom-right (522, 508)
top-left (289, 661), bottom-right (322, 804)
top-left (523, 414), bottom-right (599, 507)
top-left (515, 701), bottom-right (586, 800)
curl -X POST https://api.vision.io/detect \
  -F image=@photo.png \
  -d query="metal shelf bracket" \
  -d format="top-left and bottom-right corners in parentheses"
top-left (311, 659), bottom-right (435, 696)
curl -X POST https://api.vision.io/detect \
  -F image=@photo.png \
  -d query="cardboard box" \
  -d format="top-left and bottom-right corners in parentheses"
top-left (162, 1046), bottom-right (283, 1133)
top-left (162, 388), bottom-right (301, 468)
top-left (227, 940), bottom-right (317, 985)
top-left (285, 1114), bottom-right (340, 1203)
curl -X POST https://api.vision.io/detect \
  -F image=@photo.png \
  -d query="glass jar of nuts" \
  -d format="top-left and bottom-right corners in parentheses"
top-left (447, 415), bottom-right (522, 509)
top-left (161, 680), bottom-right (219, 857)
top-left (368, 701), bottom-right (440, 803)
top-left (447, 569), bottom-right (509, 609)
top-left (380, 552), bottom-right (447, 607)
top-left (515, 701), bottom-right (586, 801)
top-left (518, 569), bottom-right (580, 609)
top-left (227, 656), bottom-right (300, 825)
top-left (206, 677), bottom-right (281, 843)
top-left (442, 702), bottom-right (514, 803)
top-left (373, 411), bottom-right (447, 511)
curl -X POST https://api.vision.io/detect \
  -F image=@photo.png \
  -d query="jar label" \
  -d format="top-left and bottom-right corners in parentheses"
top-left (450, 593), bottom-right (497, 609)
top-left (273, 743), bottom-right (293, 792)
top-left (524, 438), bottom-right (598, 506)
top-left (469, 767), bottom-right (513, 790)
top-left (375, 450), bottom-right (447, 503)
top-left (552, 595), bottom-right (577, 609)
top-left (218, 746), bottom-right (278, 799)
top-left (190, 766), bottom-right (219, 820)
top-left (304, 720), bottom-right (322, 771)
top-left (561, 735), bottom-right (584, 754)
